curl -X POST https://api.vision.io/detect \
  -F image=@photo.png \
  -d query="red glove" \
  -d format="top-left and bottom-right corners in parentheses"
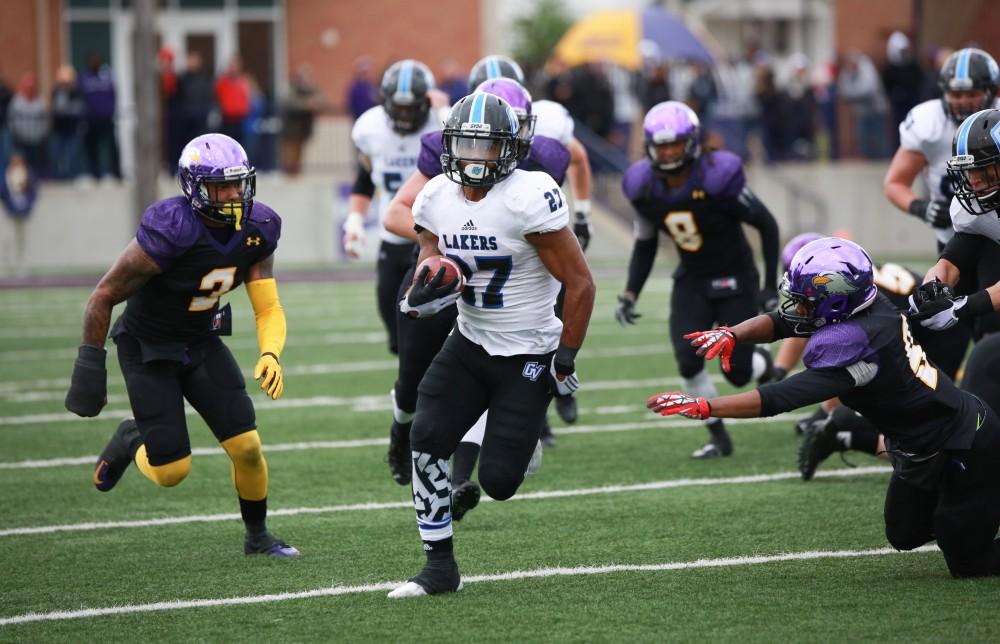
top-left (684, 326), bottom-right (736, 373)
top-left (646, 391), bottom-right (712, 419)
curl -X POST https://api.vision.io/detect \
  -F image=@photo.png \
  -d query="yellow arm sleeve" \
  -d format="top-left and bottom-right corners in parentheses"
top-left (246, 278), bottom-right (286, 358)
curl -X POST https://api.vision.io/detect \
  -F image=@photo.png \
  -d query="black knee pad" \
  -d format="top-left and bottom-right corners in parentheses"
top-left (885, 522), bottom-right (932, 552)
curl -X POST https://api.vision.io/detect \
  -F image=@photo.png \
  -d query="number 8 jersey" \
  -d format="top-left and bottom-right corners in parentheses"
top-left (413, 169), bottom-right (568, 356)
top-left (117, 195), bottom-right (281, 345)
top-left (623, 149), bottom-right (754, 278)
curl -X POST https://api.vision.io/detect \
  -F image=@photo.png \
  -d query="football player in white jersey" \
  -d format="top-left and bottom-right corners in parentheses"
top-left (467, 54), bottom-right (594, 427)
top-left (346, 59), bottom-right (441, 354)
top-left (885, 48), bottom-right (999, 251)
top-left (387, 93), bottom-right (595, 598)
top-left (912, 108), bottom-right (1000, 415)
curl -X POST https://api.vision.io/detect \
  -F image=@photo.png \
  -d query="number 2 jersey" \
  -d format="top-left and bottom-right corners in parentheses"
top-left (760, 295), bottom-right (981, 456)
top-left (116, 195), bottom-right (281, 350)
top-left (352, 105), bottom-right (439, 244)
top-left (412, 169), bottom-right (568, 356)
top-left (622, 150), bottom-right (755, 279)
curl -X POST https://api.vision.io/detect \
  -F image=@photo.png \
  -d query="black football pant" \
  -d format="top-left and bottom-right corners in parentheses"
top-left (377, 240), bottom-right (417, 355)
top-left (115, 333), bottom-right (256, 466)
top-left (961, 333), bottom-right (1000, 416)
top-left (670, 271), bottom-right (759, 386)
top-left (411, 329), bottom-right (553, 501)
top-left (884, 398), bottom-right (1000, 577)
top-left (393, 261), bottom-right (458, 414)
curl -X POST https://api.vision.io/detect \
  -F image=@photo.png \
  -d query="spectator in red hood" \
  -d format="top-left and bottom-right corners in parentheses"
top-left (215, 55), bottom-right (251, 147)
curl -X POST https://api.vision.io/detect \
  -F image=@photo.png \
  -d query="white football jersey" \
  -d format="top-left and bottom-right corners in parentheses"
top-left (413, 169), bottom-right (569, 356)
top-left (899, 97), bottom-right (1000, 244)
top-left (950, 198), bottom-right (1000, 240)
top-left (352, 105), bottom-right (439, 244)
top-left (532, 99), bottom-right (575, 146)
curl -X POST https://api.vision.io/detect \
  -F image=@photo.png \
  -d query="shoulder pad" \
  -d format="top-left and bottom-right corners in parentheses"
top-left (622, 160), bottom-right (655, 201)
top-left (803, 322), bottom-right (877, 370)
top-left (525, 135), bottom-right (570, 185)
top-left (351, 106), bottom-right (388, 154)
top-left (701, 150), bottom-right (745, 199)
top-left (140, 196), bottom-right (200, 248)
top-left (899, 100), bottom-right (946, 150)
top-left (503, 170), bottom-right (556, 215)
top-left (247, 200), bottom-right (282, 243)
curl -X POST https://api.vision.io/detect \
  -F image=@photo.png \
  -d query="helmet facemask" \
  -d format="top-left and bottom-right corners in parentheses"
top-left (513, 109), bottom-right (536, 161)
top-left (181, 168), bottom-right (256, 230)
top-left (385, 94), bottom-right (431, 134)
top-left (949, 155), bottom-right (1000, 214)
top-left (647, 136), bottom-right (700, 176)
top-left (441, 133), bottom-right (517, 187)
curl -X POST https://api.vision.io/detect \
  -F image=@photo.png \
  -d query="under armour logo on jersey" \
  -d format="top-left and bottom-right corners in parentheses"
top-left (691, 190), bottom-right (705, 200)
top-left (460, 219), bottom-right (477, 231)
top-left (522, 362), bottom-right (546, 381)
top-left (246, 235), bottom-right (261, 246)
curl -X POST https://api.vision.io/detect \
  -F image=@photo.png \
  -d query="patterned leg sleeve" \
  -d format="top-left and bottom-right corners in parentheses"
top-left (412, 451), bottom-right (452, 542)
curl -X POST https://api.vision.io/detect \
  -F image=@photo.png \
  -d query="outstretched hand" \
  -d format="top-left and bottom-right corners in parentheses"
top-left (684, 327), bottom-right (736, 373)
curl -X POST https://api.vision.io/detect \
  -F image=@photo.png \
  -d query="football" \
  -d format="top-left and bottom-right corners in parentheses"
top-left (414, 255), bottom-right (465, 293)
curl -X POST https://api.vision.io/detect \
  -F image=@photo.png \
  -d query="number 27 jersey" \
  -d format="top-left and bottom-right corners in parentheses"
top-left (413, 170), bottom-right (568, 356)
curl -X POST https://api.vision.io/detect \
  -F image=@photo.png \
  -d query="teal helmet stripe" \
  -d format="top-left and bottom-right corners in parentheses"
top-left (397, 60), bottom-right (413, 94)
top-left (487, 56), bottom-right (501, 79)
top-left (956, 49), bottom-right (971, 81)
top-left (470, 93), bottom-right (487, 123)
top-left (992, 118), bottom-right (1000, 154)
top-left (956, 111), bottom-right (979, 155)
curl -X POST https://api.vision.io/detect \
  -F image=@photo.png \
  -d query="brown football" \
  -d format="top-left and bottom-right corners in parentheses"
top-left (414, 256), bottom-right (465, 292)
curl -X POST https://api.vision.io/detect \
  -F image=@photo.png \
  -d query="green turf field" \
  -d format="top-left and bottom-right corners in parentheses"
top-left (1, 270), bottom-right (997, 643)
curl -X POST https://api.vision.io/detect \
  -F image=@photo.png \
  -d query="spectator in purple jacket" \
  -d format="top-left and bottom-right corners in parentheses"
top-left (79, 53), bottom-right (122, 180)
top-left (346, 56), bottom-right (377, 121)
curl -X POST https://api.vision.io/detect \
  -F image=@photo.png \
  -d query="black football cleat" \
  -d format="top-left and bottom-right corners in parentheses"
top-left (555, 394), bottom-right (578, 424)
top-left (798, 418), bottom-right (844, 481)
top-left (794, 407), bottom-right (829, 436)
top-left (93, 418), bottom-right (140, 492)
top-left (245, 531), bottom-right (300, 557)
top-left (386, 420), bottom-right (412, 486)
top-left (451, 479), bottom-right (481, 522)
top-left (387, 558), bottom-right (463, 598)
top-left (691, 421), bottom-right (733, 459)
top-left (539, 416), bottom-right (557, 448)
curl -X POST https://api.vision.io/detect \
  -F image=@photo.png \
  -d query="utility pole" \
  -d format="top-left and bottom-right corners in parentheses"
top-left (133, 0), bottom-right (159, 224)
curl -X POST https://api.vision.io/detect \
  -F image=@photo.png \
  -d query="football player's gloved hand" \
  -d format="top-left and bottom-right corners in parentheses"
top-left (614, 293), bottom-right (641, 326)
top-left (757, 287), bottom-right (779, 313)
top-left (646, 391), bottom-right (712, 419)
top-left (65, 344), bottom-right (108, 417)
top-left (549, 346), bottom-right (580, 397)
top-left (573, 213), bottom-right (592, 252)
top-left (342, 211), bottom-right (366, 258)
top-left (254, 352), bottom-right (284, 400)
top-left (399, 266), bottom-right (461, 319)
top-left (684, 326), bottom-right (737, 373)
top-left (907, 278), bottom-right (959, 329)
top-left (908, 198), bottom-right (951, 229)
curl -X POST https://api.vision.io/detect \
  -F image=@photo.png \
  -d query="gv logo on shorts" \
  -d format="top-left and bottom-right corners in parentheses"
top-left (522, 361), bottom-right (546, 382)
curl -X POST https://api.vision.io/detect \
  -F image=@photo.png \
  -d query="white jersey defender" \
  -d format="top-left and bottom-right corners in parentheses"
top-left (532, 99), bottom-right (575, 146)
top-left (413, 169), bottom-right (569, 356)
top-left (352, 105), bottom-right (439, 244)
top-left (899, 97), bottom-right (1000, 244)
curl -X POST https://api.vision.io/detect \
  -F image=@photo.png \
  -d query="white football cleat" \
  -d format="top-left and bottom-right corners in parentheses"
top-left (387, 579), bottom-right (464, 599)
top-left (525, 439), bottom-right (543, 477)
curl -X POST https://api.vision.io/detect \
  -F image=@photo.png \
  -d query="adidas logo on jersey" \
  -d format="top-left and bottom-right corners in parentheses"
top-left (460, 220), bottom-right (477, 231)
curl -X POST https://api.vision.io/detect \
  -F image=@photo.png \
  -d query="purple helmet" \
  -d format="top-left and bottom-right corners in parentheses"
top-left (475, 78), bottom-right (535, 160)
top-left (782, 232), bottom-right (824, 271)
top-left (178, 133), bottom-right (255, 230)
top-left (643, 101), bottom-right (701, 175)
top-left (779, 237), bottom-right (877, 334)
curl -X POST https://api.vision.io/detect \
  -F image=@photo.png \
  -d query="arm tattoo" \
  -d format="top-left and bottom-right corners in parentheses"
top-left (81, 239), bottom-right (160, 347)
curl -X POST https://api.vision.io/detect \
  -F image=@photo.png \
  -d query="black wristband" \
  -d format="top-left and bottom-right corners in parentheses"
top-left (907, 198), bottom-right (928, 217)
top-left (958, 290), bottom-right (994, 320)
top-left (78, 344), bottom-right (107, 362)
top-left (554, 345), bottom-right (578, 375)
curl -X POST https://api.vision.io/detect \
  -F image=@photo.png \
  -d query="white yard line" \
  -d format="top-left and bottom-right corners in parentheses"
top-left (0, 542), bottom-right (933, 626)
top-left (0, 413), bottom-right (790, 469)
top-left (0, 464), bottom-right (889, 538)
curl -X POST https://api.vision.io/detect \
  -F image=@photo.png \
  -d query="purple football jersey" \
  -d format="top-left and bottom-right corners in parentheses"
top-left (622, 150), bottom-right (752, 277)
top-left (124, 196), bottom-right (281, 344)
